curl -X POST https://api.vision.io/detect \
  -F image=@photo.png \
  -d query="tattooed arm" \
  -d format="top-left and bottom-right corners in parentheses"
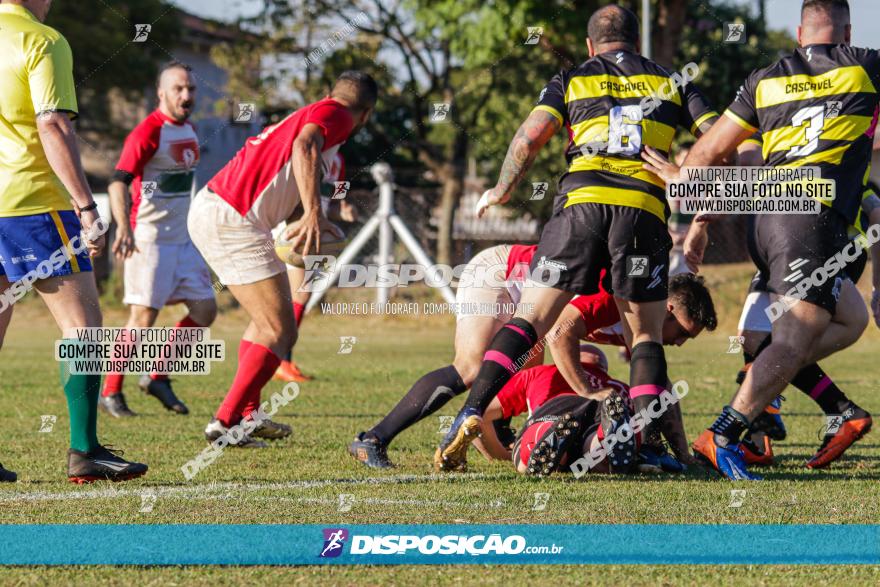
top-left (477, 110), bottom-right (562, 218)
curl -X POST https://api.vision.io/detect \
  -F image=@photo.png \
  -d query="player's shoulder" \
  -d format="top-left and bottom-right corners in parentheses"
top-left (126, 111), bottom-right (165, 142)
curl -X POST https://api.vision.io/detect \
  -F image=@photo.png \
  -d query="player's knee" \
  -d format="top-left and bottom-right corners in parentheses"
top-left (189, 299), bottom-right (217, 326)
top-left (452, 356), bottom-right (481, 387)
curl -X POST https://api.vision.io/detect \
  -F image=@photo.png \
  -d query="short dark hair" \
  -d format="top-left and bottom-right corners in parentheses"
top-left (587, 4), bottom-right (640, 46)
top-left (156, 60), bottom-right (192, 87)
top-left (802, 0), bottom-right (850, 19)
top-left (669, 273), bottom-right (717, 331)
top-left (331, 70), bottom-right (378, 111)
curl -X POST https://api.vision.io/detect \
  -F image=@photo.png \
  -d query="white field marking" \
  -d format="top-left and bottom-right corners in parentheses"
top-left (0, 473), bottom-right (498, 504)
top-left (289, 496), bottom-right (506, 509)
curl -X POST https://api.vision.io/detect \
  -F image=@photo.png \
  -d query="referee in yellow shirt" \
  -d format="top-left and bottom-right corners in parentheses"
top-left (0, 0), bottom-right (146, 482)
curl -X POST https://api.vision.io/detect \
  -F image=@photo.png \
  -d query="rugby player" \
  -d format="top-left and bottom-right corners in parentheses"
top-left (678, 0), bottom-right (878, 479)
top-left (349, 243), bottom-right (715, 469)
top-left (189, 71), bottom-right (377, 447)
top-left (475, 345), bottom-right (685, 476)
top-left (101, 61), bottom-right (216, 417)
top-left (0, 0), bottom-right (146, 482)
top-left (349, 243), bottom-right (542, 468)
top-left (435, 4), bottom-right (719, 471)
top-left (547, 272), bottom-right (717, 466)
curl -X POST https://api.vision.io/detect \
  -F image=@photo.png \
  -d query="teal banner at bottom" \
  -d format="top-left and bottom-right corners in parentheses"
top-left (0, 524), bottom-right (877, 565)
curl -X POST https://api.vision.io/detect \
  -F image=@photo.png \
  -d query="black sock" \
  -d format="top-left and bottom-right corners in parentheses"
top-left (369, 365), bottom-right (466, 444)
top-left (709, 405), bottom-right (750, 447)
top-left (790, 363), bottom-right (852, 415)
top-left (629, 341), bottom-right (667, 437)
top-left (462, 318), bottom-right (537, 413)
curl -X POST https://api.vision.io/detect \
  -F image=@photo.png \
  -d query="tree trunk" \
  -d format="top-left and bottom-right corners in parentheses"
top-left (436, 130), bottom-right (468, 265)
top-left (652, 0), bottom-right (688, 68)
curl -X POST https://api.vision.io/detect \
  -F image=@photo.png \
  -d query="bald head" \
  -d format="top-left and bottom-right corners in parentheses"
top-left (799, 0), bottom-right (851, 46)
top-left (588, 4), bottom-right (640, 51)
top-left (156, 62), bottom-right (196, 122)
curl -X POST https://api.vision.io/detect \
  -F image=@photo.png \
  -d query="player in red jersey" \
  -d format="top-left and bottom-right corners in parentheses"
top-left (189, 71), bottom-right (377, 447)
top-left (474, 345), bottom-right (685, 476)
top-left (101, 61), bottom-right (216, 418)
top-left (348, 243), bottom-right (541, 468)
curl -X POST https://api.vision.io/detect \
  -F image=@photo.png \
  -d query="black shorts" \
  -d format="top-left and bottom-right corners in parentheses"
top-left (530, 202), bottom-right (671, 301)
top-left (747, 209), bottom-right (851, 314)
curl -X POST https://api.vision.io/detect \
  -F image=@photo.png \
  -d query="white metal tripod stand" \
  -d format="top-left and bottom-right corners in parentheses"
top-left (305, 162), bottom-right (456, 312)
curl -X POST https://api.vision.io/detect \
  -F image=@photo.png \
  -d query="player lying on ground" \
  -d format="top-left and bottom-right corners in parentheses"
top-left (435, 4), bottom-right (720, 472)
top-left (348, 245), bottom-right (715, 469)
top-left (348, 243), bottom-right (543, 468)
top-left (188, 71), bottom-right (377, 448)
top-left (675, 0), bottom-right (878, 480)
top-left (474, 345), bottom-right (686, 476)
top-left (0, 0), bottom-right (146, 482)
top-left (101, 61), bottom-right (217, 418)
top-left (547, 272), bottom-right (717, 467)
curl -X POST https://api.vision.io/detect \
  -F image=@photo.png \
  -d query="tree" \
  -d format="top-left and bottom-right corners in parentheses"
top-left (45, 0), bottom-right (181, 135)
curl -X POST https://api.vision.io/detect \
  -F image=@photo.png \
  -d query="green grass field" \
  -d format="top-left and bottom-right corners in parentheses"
top-left (1, 263), bottom-right (879, 584)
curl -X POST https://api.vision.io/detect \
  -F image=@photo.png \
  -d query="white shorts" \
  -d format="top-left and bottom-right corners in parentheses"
top-left (737, 291), bottom-right (772, 333)
top-left (188, 187), bottom-right (286, 286)
top-left (123, 240), bottom-right (214, 309)
top-left (455, 244), bottom-right (515, 322)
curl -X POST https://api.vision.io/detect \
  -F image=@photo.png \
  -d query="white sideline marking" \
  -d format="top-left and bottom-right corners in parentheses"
top-left (0, 473), bottom-right (496, 504)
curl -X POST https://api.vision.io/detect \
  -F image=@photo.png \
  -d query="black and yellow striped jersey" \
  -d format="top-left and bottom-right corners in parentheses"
top-left (534, 49), bottom-right (717, 222)
top-left (742, 131), bottom-right (873, 237)
top-left (725, 44), bottom-right (880, 225)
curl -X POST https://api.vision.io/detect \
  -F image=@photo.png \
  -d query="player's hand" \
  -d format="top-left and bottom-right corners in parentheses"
top-left (641, 146), bottom-right (681, 184)
top-left (871, 289), bottom-right (880, 329)
top-left (79, 208), bottom-right (106, 258)
top-left (683, 223), bottom-right (709, 273)
top-left (475, 187), bottom-right (510, 219)
top-left (112, 226), bottom-right (138, 260)
top-left (284, 209), bottom-right (323, 257)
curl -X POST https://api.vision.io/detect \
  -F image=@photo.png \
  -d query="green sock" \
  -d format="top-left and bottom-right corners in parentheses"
top-left (60, 358), bottom-right (100, 453)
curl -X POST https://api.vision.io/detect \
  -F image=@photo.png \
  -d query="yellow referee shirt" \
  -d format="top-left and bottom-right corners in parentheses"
top-left (0, 3), bottom-right (78, 217)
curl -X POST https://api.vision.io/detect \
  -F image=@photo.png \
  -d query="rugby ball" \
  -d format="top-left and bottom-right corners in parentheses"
top-left (275, 224), bottom-right (348, 268)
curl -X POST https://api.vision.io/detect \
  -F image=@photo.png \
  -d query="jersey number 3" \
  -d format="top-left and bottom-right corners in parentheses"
top-left (787, 105), bottom-right (825, 158)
